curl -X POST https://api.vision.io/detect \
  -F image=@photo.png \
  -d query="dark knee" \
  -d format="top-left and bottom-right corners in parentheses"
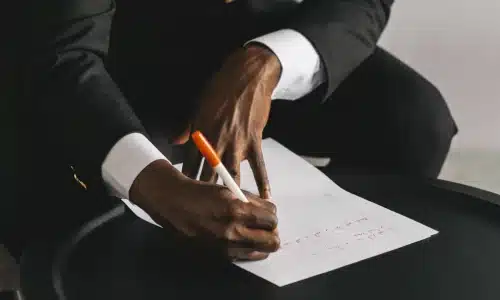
top-left (414, 79), bottom-right (457, 147)
top-left (401, 78), bottom-right (458, 177)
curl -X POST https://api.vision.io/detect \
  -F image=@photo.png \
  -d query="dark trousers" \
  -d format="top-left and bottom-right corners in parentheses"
top-left (263, 47), bottom-right (457, 178)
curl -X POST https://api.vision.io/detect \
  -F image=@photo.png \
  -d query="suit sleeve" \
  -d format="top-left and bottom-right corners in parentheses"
top-left (289, 0), bottom-right (394, 98)
top-left (28, 0), bottom-right (148, 188)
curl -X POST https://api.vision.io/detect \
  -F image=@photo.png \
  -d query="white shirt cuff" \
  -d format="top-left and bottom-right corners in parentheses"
top-left (246, 29), bottom-right (326, 100)
top-left (101, 132), bottom-right (169, 199)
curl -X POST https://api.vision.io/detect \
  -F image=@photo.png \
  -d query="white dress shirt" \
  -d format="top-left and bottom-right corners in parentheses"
top-left (101, 29), bottom-right (326, 199)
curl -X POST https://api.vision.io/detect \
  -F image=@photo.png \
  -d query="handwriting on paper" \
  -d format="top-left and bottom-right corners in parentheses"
top-left (279, 217), bottom-right (393, 256)
top-left (280, 217), bottom-right (369, 246)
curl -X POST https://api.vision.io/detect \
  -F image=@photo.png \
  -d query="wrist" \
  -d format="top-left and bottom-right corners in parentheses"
top-left (244, 44), bottom-right (282, 89)
top-left (129, 159), bottom-right (186, 209)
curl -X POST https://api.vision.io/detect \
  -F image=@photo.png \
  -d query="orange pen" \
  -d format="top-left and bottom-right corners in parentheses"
top-left (191, 131), bottom-right (249, 202)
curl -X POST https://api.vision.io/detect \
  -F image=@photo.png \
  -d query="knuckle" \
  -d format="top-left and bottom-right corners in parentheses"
top-left (270, 235), bottom-right (281, 252)
top-left (223, 224), bottom-right (238, 242)
top-left (271, 216), bottom-right (279, 230)
top-left (267, 202), bottom-right (277, 214)
top-left (219, 187), bottom-right (233, 199)
top-left (227, 168), bottom-right (239, 179)
top-left (251, 132), bottom-right (263, 142)
top-left (264, 209), bottom-right (278, 227)
top-left (228, 201), bottom-right (245, 219)
top-left (233, 174), bottom-right (241, 183)
top-left (244, 191), bottom-right (258, 201)
top-left (220, 188), bottom-right (238, 203)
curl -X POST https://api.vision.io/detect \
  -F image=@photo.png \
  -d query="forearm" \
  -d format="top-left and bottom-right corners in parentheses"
top-left (29, 0), bottom-right (148, 188)
top-left (41, 54), bottom-right (146, 180)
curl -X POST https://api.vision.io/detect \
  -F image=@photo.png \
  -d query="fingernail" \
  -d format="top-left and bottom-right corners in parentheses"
top-left (248, 251), bottom-right (267, 260)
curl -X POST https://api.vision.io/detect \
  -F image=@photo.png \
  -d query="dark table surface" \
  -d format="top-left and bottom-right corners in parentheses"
top-left (21, 172), bottom-right (500, 300)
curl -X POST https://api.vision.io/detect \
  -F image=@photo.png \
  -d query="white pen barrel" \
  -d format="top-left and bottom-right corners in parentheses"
top-left (214, 164), bottom-right (248, 202)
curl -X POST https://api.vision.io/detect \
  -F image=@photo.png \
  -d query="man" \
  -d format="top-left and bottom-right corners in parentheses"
top-left (6, 0), bottom-right (457, 263)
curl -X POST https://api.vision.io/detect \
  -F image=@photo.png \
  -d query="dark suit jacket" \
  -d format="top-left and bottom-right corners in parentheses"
top-left (2, 0), bottom-right (393, 251)
top-left (27, 0), bottom-right (393, 186)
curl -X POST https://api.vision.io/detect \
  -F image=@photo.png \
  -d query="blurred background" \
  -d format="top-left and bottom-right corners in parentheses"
top-left (379, 0), bottom-right (500, 195)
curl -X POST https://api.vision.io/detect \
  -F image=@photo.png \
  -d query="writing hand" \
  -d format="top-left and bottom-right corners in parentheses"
top-left (130, 160), bottom-right (280, 260)
top-left (182, 45), bottom-right (281, 199)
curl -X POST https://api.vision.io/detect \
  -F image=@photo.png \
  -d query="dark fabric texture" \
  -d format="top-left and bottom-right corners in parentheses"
top-left (27, 0), bottom-right (147, 189)
top-left (3, 0), bottom-right (459, 258)
top-left (23, 0), bottom-right (394, 186)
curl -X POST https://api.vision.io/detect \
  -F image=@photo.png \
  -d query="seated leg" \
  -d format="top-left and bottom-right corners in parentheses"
top-left (265, 47), bottom-right (458, 178)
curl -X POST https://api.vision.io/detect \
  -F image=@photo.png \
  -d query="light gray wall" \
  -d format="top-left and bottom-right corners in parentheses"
top-left (378, 0), bottom-right (500, 151)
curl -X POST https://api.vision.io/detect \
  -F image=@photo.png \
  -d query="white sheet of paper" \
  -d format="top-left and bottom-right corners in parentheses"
top-left (121, 139), bottom-right (437, 287)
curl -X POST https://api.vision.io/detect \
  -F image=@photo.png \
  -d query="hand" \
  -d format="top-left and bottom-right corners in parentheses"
top-left (182, 45), bottom-right (281, 199)
top-left (130, 159), bottom-right (280, 260)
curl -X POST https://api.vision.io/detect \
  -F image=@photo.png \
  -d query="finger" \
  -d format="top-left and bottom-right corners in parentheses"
top-left (182, 139), bottom-right (203, 179)
top-left (221, 150), bottom-right (241, 186)
top-left (225, 224), bottom-right (280, 253)
top-left (227, 248), bottom-right (269, 261)
top-left (230, 200), bottom-right (277, 230)
top-left (199, 159), bottom-right (219, 183)
top-left (244, 192), bottom-right (277, 215)
top-left (248, 141), bottom-right (271, 199)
